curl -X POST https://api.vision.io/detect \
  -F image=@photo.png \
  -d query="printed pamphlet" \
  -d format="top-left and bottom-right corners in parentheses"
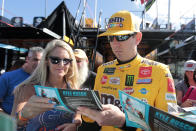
top-left (34, 85), bottom-right (102, 113)
top-left (0, 112), bottom-right (16, 131)
top-left (119, 90), bottom-right (196, 131)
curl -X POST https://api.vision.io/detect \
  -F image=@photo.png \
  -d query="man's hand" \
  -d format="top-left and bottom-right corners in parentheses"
top-left (77, 104), bottom-right (125, 127)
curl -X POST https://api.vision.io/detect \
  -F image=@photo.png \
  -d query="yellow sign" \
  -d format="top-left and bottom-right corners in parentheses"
top-left (63, 36), bottom-right (74, 46)
top-left (85, 18), bottom-right (97, 28)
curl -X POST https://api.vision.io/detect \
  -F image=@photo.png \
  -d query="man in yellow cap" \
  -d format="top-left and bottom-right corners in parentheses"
top-left (77, 10), bottom-right (177, 130)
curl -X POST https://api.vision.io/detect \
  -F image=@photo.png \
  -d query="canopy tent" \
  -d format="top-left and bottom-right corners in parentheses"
top-left (0, 43), bottom-right (27, 52)
top-left (0, 1), bottom-right (174, 57)
top-left (37, 1), bottom-right (78, 40)
top-left (139, 30), bottom-right (175, 56)
top-left (80, 28), bottom-right (175, 56)
top-left (0, 1), bottom-right (77, 49)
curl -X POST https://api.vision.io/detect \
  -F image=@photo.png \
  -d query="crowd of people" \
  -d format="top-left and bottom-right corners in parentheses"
top-left (0, 10), bottom-right (196, 131)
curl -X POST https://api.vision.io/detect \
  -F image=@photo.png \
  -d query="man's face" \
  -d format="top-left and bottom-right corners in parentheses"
top-left (110, 34), bottom-right (137, 60)
top-left (76, 57), bottom-right (89, 86)
top-left (26, 52), bottom-right (43, 73)
top-left (76, 58), bottom-right (87, 70)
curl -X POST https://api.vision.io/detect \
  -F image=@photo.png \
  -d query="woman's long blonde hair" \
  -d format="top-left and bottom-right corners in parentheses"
top-left (14, 39), bottom-right (78, 94)
top-left (11, 39), bottom-right (79, 116)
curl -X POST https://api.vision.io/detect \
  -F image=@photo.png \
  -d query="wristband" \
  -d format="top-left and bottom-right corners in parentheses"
top-left (18, 111), bottom-right (28, 122)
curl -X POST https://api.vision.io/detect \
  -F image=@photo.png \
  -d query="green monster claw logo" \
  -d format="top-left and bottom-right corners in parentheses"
top-left (125, 75), bottom-right (134, 86)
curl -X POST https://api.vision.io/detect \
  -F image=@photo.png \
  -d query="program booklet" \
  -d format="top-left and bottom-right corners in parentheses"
top-left (118, 90), bottom-right (196, 131)
top-left (34, 85), bottom-right (102, 113)
top-left (0, 112), bottom-right (16, 131)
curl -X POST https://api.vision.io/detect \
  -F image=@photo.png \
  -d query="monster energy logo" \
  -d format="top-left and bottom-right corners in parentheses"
top-left (125, 75), bottom-right (134, 86)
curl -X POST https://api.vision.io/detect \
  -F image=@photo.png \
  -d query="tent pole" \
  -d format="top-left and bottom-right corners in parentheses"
top-left (45, 0), bottom-right (47, 18)
top-left (4, 49), bottom-right (7, 71)
top-left (92, 10), bottom-right (102, 70)
top-left (63, 11), bottom-right (66, 37)
top-left (167, 0), bottom-right (171, 29)
top-left (1, 0), bottom-right (5, 16)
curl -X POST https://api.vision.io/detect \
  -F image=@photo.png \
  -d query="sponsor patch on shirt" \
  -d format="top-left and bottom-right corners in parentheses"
top-left (165, 93), bottom-right (176, 101)
top-left (125, 75), bottom-right (134, 86)
top-left (136, 79), bottom-right (152, 84)
top-left (118, 64), bottom-right (131, 70)
top-left (139, 88), bottom-right (149, 94)
top-left (101, 75), bottom-right (108, 84)
top-left (100, 93), bottom-right (120, 105)
top-left (167, 78), bottom-right (175, 93)
top-left (103, 67), bottom-right (116, 75)
top-left (139, 67), bottom-right (152, 78)
top-left (102, 86), bottom-right (117, 91)
top-left (109, 77), bottom-right (120, 85)
top-left (123, 87), bottom-right (134, 95)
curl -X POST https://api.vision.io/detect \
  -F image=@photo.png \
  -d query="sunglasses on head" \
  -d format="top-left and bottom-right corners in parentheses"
top-left (108, 33), bottom-right (136, 42)
top-left (49, 56), bottom-right (72, 65)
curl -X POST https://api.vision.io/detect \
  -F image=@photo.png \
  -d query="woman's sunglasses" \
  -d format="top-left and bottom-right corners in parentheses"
top-left (108, 33), bottom-right (136, 42)
top-left (49, 56), bottom-right (72, 65)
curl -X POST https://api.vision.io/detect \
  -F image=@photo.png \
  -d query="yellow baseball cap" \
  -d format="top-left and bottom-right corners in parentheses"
top-left (98, 10), bottom-right (141, 37)
top-left (74, 49), bottom-right (88, 59)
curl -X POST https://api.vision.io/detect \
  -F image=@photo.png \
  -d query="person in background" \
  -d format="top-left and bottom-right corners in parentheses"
top-left (11, 39), bottom-right (81, 131)
top-left (79, 10), bottom-right (177, 131)
top-left (176, 60), bottom-right (196, 107)
top-left (0, 47), bottom-right (43, 114)
top-left (74, 49), bottom-right (96, 90)
top-left (74, 49), bottom-right (100, 131)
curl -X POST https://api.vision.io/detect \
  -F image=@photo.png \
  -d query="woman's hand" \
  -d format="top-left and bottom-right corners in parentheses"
top-left (55, 113), bottom-right (82, 131)
top-left (181, 99), bottom-right (195, 107)
top-left (20, 95), bottom-right (55, 119)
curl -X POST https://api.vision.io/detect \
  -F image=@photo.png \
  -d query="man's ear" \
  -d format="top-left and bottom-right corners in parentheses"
top-left (136, 32), bottom-right (142, 45)
top-left (25, 56), bottom-right (29, 62)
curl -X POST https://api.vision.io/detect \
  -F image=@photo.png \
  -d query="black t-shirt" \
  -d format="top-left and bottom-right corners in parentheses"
top-left (78, 71), bottom-right (101, 131)
top-left (80, 71), bottom-right (96, 90)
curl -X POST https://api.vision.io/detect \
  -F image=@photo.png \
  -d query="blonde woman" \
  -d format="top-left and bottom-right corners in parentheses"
top-left (12, 39), bottom-right (81, 131)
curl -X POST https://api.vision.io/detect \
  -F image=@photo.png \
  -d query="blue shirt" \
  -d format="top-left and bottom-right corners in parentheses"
top-left (25, 109), bottom-right (74, 131)
top-left (0, 68), bottom-right (30, 114)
